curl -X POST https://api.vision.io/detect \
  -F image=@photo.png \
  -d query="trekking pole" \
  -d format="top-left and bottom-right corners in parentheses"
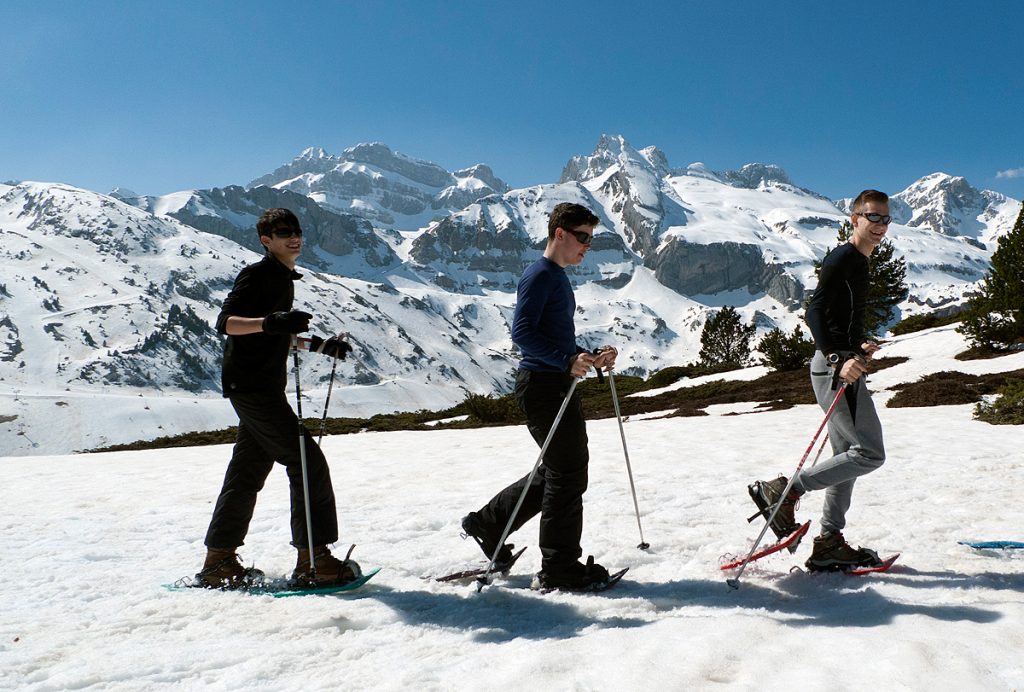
top-left (607, 369), bottom-right (649, 550)
top-left (810, 433), bottom-right (830, 468)
top-left (317, 332), bottom-right (345, 446)
top-left (726, 384), bottom-right (847, 590)
top-left (476, 376), bottom-right (581, 592)
top-left (292, 336), bottom-right (317, 579)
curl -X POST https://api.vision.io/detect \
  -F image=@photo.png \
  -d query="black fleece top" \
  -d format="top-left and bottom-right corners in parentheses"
top-left (215, 255), bottom-right (302, 396)
top-left (805, 242), bottom-right (869, 356)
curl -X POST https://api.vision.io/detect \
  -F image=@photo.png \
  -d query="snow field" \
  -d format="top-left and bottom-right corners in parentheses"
top-left (2, 397), bottom-right (1022, 690)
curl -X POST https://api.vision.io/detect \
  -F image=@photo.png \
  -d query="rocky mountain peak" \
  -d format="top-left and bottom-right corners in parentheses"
top-left (894, 172), bottom-right (990, 237)
top-left (897, 172), bottom-right (984, 209)
top-left (453, 164), bottom-right (509, 193)
top-left (298, 146), bottom-right (331, 161)
top-left (722, 163), bottom-right (793, 189)
top-left (108, 187), bottom-right (140, 200)
top-left (340, 142), bottom-right (452, 188)
top-left (560, 134), bottom-right (668, 183)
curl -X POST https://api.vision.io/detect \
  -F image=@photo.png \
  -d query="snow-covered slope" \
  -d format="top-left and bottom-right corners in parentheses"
top-left (2, 326), bottom-right (1022, 690)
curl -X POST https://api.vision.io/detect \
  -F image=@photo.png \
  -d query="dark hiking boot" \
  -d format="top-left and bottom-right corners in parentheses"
top-left (292, 545), bottom-right (362, 587)
top-left (748, 475), bottom-right (803, 540)
top-left (805, 531), bottom-right (882, 572)
top-left (461, 513), bottom-right (515, 569)
top-left (536, 555), bottom-right (611, 591)
top-left (195, 548), bottom-right (265, 590)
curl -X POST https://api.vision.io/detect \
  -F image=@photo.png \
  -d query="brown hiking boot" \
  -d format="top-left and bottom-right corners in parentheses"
top-left (195, 548), bottom-right (265, 589)
top-left (805, 531), bottom-right (882, 572)
top-left (748, 475), bottom-right (803, 540)
top-left (292, 545), bottom-right (362, 587)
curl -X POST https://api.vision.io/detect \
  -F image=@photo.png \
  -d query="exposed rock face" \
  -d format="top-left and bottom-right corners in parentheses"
top-left (721, 163), bottom-right (793, 189)
top-left (654, 239), bottom-right (804, 306)
top-left (409, 210), bottom-right (534, 277)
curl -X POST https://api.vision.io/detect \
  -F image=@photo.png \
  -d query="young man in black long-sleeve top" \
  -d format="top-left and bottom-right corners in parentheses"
top-left (750, 189), bottom-right (891, 571)
top-left (196, 208), bottom-right (357, 589)
top-left (461, 202), bottom-right (619, 591)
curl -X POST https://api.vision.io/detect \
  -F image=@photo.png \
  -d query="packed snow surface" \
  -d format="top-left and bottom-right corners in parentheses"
top-left (2, 326), bottom-right (1023, 690)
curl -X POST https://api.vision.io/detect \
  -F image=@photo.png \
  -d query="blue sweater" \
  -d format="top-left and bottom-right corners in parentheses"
top-left (511, 257), bottom-right (580, 372)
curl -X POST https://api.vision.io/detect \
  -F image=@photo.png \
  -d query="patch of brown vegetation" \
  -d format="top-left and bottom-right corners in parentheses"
top-left (886, 369), bottom-right (1024, 408)
top-left (871, 356), bottom-right (909, 371)
top-left (955, 345), bottom-right (1023, 362)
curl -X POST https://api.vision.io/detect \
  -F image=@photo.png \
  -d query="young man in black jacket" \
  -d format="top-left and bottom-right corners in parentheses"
top-left (749, 189), bottom-right (890, 571)
top-left (196, 208), bottom-right (356, 589)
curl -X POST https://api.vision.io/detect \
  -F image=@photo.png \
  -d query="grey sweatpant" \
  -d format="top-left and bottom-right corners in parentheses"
top-left (794, 351), bottom-right (885, 533)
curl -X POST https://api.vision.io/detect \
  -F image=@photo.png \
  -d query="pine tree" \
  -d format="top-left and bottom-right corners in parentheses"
top-left (699, 306), bottom-right (755, 368)
top-left (958, 201), bottom-right (1024, 349)
top-left (757, 325), bottom-right (816, 371)
top-left (814, 221), bottom-right (908, 336)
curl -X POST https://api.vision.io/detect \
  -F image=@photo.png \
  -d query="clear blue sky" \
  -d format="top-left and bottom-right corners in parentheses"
top-left (2, 1), bottom-right (1023, 202)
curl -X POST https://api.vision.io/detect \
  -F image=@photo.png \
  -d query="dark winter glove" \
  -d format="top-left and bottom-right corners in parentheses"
top-left (309, 335), bottom-right (352, 360)
top-left (261, 310), bottom-right (312, 335)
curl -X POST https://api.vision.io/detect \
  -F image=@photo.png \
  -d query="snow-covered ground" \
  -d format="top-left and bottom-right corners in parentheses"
top-left (2, 327), bottom-right (1023, 690)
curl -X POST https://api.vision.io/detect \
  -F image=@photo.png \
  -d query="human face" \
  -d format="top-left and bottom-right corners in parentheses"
top-left (260, 225), bottom-right (303, 268)
top-left (550, 224), bottom-right (595, 266)
top-left (850, 201), bottom-right (890, 256)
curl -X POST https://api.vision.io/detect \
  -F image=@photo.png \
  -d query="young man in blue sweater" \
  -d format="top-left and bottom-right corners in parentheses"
top-left (462, 202), bottom-right (618, 591)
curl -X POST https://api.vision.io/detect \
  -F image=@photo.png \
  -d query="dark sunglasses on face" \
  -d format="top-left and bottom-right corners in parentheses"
top-left (858, 212), bottom-right (892, 225)
top-left (565, 228), bottom-right (594, 245)
top-left (271, 227), bottom-right (303, 239)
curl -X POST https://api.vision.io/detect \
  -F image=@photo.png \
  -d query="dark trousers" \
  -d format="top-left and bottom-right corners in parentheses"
top-left (475, 369), bottom-right (589, 572)
top-left (204, 390), bottom-right (339, 550)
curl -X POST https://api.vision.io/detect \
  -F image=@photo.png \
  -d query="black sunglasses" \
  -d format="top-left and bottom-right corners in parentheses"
top-left (565, 228), bottom-right (594, 245)
top-left (271, 227), bottom-right (303, 239)
top-left (857, 212), bottom-right (892, 225)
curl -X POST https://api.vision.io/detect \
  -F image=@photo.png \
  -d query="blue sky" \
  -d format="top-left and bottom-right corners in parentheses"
top-left (2, 1), bottom-right (1023, 202)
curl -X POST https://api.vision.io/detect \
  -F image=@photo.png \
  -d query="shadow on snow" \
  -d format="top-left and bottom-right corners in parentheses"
top-left (326, 564), bottom-right (1008, 639)
top-left (352, 578), bottom-right (647, 642)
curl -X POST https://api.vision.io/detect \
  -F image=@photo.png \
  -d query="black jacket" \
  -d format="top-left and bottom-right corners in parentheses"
top-left (216, 255), bottom-right (302, 396)
top-left (805, 242), bottom-right (868, 356)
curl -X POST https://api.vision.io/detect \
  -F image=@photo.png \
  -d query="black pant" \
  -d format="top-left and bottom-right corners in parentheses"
top-left (474, 369), bottom-right (589, 572)
top-left (204, 390), bottom-right (339, 549)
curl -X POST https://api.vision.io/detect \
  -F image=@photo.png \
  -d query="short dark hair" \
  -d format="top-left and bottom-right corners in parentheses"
top-left (548, 202), bottom-right (600, 240)
top-left (851, 189), bottom-right (889, 213)
top-left (256, 208), bottom-right (300, 239)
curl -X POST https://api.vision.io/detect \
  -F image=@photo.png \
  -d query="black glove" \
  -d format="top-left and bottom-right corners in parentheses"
top-left (309, 335), bottom-right (352, 360)
top-left (261, 310), bottom-right (312, 334)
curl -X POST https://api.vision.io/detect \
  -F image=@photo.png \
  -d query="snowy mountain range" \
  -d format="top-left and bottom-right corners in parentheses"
top-left (1, 135), bottom-right (1020, 455)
